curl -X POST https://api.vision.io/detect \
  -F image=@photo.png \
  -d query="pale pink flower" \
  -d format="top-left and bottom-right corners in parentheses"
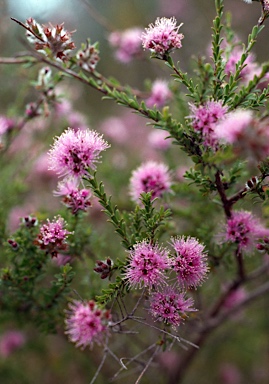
top-left (55, 178), bottom-right (91, 214)
top-left (65, 300), bottom-right (111, 349)
top-left (48, 128), bottom-right (110, 179)
top-left (25, 18), bottom-right (75, 60)
top-left (0, 331), bottom-right (26, 358)
top-left (149, 286), bottom-right (195, 327)
top-left (125, 241), bottom-right (170, 289)
top-left (0, 116), bottom-right (15, 135)
top-left (129, 161), bottom-right (172, 203)
top-left (100, 116), bottom-right (128, 145)
top-left (146, 80), bottom-right (172, 108)
top-left (170, 236), bottom-right (208, 289)
top-left (148, 130), bottom-right (172, 151)
top-left (141, 17), bottom-right (184, 58)
top-left (108, 28), bottom-right (143, 63)
top-left (224, 47), bottom-right (256, 81)
top-left (223, 287), bottom-right (247, 310)
top-left (215, 110), bottom-right (269, 162)
top-left (224, 210), bottom-right (269, 252)
top-left (35, 216), bottom-right (72, 257)
top-left (189, 101), bottom-right (227, 149)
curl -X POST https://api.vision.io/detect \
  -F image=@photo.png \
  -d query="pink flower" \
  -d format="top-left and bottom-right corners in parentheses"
top-left (189, 101), bottom-right (227, 149)
top-left (55, 178), bottom-right (91, 214)
top-left (223, 287), bottom-right (247, 310)
top-left (141, 17), bottom-right (184, 58)
top-left (0, 116), bottom-right (15, 135)
top-left (35, 216), bottom-right (72, 257)
top-left (129, 161), bottom-right (172, 203)
top-left (149, 286), bottom-right (196, 327)
top-left (25, 18), bottom-right (75, 60)
top-left (48, 128), bottom-right (110, 179)
top-left (224, 210), bottom-right (269, 252)
top-left (146, 80), bottom-right (172, 108)
top-left (215, 110), bottom-right (269, 162)
top-left (224, 47), bottom-right (256, 81)
top-left (148, 130), bottom-right (172, 151)
top-left (0, 331), bottom-right (26, 358)
top-left (125, 241), bottom-right (170, 289)
top-left (170, 236), bottom-right (208, 289)
top-left (108, 28), bottom-right (143, 63)
top-left (65, 300), bottom-right (111, 349)
top-left (100, 116), bottom-right (128, 145)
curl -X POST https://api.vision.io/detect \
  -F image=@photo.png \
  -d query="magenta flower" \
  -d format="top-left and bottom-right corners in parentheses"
top-left (170, 236), bottom-right (208, 289)
top-left (35, 216), bottom-right (72, 257)
top-left (129, 161), bottom-right (172, 204)
top-left (224, 210), bottom-right (269, 252)
top-left (55, 179), bottom-right (91, 214)
top-left (48, 128), bottom-right (110, 179)
top-left (25, 18), bottom-right (75, 60)
top-left (125, 241), bottom-right (170, 289)
top-left (215, 110), bottom-right (269, 162)
top-left (108, 28), bottom-right (143, 63)
top-left (141, 17), bottom-right (184, 58)
top-left (189, 101), bottom-right (227, 149)
top-left (149, 286), bottom-right (196, 327)
top-left (0, 116), bottom-right (15, 136)
top-left (65, 300), bottom-right (111, 349)
top-left (0, 331), bottom-right (26, 358)
top-left (146, 80), bottom-right (172, 108)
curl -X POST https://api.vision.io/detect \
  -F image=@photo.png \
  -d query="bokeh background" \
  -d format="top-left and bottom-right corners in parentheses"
top-left (0, 1), bottom-right (269, 383)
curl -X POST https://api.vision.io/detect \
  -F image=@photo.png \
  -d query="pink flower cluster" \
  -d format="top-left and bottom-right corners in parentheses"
top-left (149, 287), bottom-right (195, 327)
top-left (48, 128), bottom-right (110, 179)
top-left (141, 17), bottom-right (184, 58)
top-left (0, 331), bottom-right (26, 358)
top-left (125, 236), bottom-right (208, 327)
top-left (35, 216), bottom-right (72, 257)
top-left (129, 161), bottom-right (172, 204)
top-left (189, 101), bottom-right (227, 149)
top-left (125, 241), bottom-right (170, 288)
top-left (224, 210), bottom-right (269, 252)
top-left (65, 300), bottom-right (111, 349)
top-left (25, 18), bottom-right (75, 60)
top-left (108, 28), bottom-right (143, 63)
top-left (55, 179), bottom-right (91, 214)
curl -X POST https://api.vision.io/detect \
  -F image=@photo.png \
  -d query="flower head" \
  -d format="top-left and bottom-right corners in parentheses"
top-left (146, 79), bottom-right (172, 108)
top-left (148, 286), bottom-right (196, 327)
top-left (35, 216), bottom-right (71, 257)
top-left (129, 161), bottom-right (172, 204)
top-left (125, 241), bottom-right (170, 289)
top-left (48, 128), bottom-right (110, 179)
top-left (108, 28), bottom-right (143, 63)
top-left (25, 18), bottom-right (75, 60)
top-left (189, 101), bottom-right (227, 149)
top-left (65, 300), bottom-right (111, 349)
top-left (141, 17), bottom-right (184, 58)
top-left (170, 236), bottom-right (208, 289)
top-left (55, 178), bottom-right (91, 214)
top-left (148, 130), bottom-right (172, 151)
top-left (224, 210), bottom-right (269, 252)
top-left (0, 331), bottom-right (26, 358)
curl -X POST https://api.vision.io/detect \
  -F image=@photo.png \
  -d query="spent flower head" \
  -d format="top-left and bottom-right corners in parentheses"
top-left (129, 161), bottom-right (172, 204)
top-left (76, 40), bottom-right (100, 71)
top-left (141, 17), bottom-right (184, 59)
top-left (65, 300), bottom-right (111, 349)
top-left (148, 286), bottom-right (196, 327)
top-left (25, 18), bottom-right (75, 60)
top-left (125, 240), bottom-right (170, 289)
top-left (170, 236), bottom-right (208, 289)
top-left (48, 128), bottom-right (110, 179)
